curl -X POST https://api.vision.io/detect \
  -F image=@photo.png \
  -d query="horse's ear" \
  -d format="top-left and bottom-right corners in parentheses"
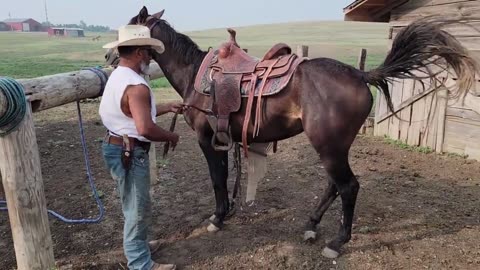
top-left (152, 9), bottom-right (165, 19)
top-left (137, 6), bottom-right (149, 24)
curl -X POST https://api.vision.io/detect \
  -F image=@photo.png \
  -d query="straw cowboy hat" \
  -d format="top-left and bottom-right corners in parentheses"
top-left (103, 25), bottom-right (165, 53)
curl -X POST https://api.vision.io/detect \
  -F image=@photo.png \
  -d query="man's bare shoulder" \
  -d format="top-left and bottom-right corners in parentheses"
top-left (125, 84), bottom-right (150, 99)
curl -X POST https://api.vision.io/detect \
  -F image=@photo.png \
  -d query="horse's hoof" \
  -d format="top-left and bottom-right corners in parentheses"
top-left (322, 247), bottom-right (340, 258)
top-left (225, 202), bottom-right (237, 219)
top-left (304, 230), bottom-right (317, 242)
top-left (207, 223), bottom-right (220, 232)
top-left (209, 214), bottom-right (216, 222)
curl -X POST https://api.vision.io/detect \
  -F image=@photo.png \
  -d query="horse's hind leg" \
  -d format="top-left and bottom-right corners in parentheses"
top-left (304, 127), bottom-right (359, 258)
top-left (304, 180), bottom-right (338, 241)
top-left (318, 150), bottom-right (359, 258)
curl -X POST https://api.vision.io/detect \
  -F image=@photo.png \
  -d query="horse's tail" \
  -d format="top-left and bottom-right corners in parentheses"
top-left (364, 16), bottom-right (479, 113)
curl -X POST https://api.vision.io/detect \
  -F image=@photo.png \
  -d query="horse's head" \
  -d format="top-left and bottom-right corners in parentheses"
top-left (104, 48), bottom-right (119, 67)
top-left (129, 6), bottom-right (165, 25)
top-left (127, 6), bottom-right (205, 68)
top-left (128, 6), bottom-right (169, 52)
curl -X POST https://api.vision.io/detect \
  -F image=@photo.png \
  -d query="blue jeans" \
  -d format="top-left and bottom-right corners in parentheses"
top-left (102, 142), bottom-right (154, 270)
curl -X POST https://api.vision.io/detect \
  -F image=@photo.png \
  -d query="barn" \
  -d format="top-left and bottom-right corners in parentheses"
top-left (3, 18), bottom-right (42, 32)
top-left (344, 0), bottom-right (480, 160)
top-left (48, 27), bottom-right (85, 37)
top-left (0, 22), bottom-right (10, 31)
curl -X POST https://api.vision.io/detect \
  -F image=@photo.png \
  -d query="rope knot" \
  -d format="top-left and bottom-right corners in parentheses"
top-left (0, 77), bottom-right (27, 137)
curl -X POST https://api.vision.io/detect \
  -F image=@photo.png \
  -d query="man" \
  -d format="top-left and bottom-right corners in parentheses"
top-left (100, 25), bottom-right (179, 270)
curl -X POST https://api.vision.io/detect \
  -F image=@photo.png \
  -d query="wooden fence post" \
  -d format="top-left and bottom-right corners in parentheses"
top-left (296, 45), bottom-right (309, 57)
top-left (0, 103), bottom-right (55, 270)
top-left (435, 87), bottom-right (448, 153)
top-left (357, 48), bottom-right (367, 71)
top-left (357, 48), bottom-right (374, 135)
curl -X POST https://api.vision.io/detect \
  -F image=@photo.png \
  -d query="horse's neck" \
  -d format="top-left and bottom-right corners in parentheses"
top-left (155, 52), bottom-right (205, 99)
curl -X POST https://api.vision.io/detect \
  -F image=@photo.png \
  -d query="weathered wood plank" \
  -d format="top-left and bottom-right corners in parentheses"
top-left (375, 89), bottom-right (388, 121)
top-left (399, 105), bottom-right (412, 142)
top-left (422, 92), bottom-right (438, 150)
top-left (443, 115), bottom-right (480, 159)
top-left (380, 120), bottom-right (390, 137)
top-left (391, 21), bottom-right (480, 39)
top-left (457, 36), bottom-right (480, 51)
top-left (377, 87), bottom-right (437, 124)
top-left (374, 86), bottom-right (383, 136)
top-left (389, 80), bottom-right (405, 139)
top-left (386, 81), bottom-right (399, 139)
top-left (436, 88), bottom-right (448, 152)
top-left (395, 0), bottom-right (478, 12)
top-left (392, 80), bottom-right (404, 108)
top-left (0, 104), bottom-right (55, 270)
top-left (407, 96), bottom-right (425, 146)
top-left (399, 79), bottom-right (415, 142)
top-left (448, 89), bottom-right (480, 114)
top-left (446, 107), bottom-right (480, 121)
top-left (401, 79), bottom-right (415, 102)
top-left (245, 143), bottom-right (270, 203)
top-left (391, 1), bottom-right (480, 24)
top-left (470, 50), bottom-right (480, 69)
top-left (388, 112), bottom-right (400, 139)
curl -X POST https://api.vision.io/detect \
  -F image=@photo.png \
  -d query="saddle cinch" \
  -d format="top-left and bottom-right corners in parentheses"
top-left (194, 28), bottom-right (306, 155)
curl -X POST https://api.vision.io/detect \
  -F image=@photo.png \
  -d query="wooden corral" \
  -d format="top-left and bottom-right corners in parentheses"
top-left (344, 0), bottom-right (480, 160)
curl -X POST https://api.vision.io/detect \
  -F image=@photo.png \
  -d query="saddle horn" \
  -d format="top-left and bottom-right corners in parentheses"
top-left (227, 28), bottom-right (240, 47)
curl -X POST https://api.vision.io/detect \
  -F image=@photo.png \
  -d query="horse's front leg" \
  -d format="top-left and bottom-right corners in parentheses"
top-left (198, 137), bottom-right (229, 232)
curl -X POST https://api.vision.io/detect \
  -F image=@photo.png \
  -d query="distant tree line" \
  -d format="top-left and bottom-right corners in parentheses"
top-left (41, 20), bottom-right (111, 32)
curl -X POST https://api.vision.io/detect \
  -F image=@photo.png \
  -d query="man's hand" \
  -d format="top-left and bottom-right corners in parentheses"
top-left (156, 101), bottom-right (186, 116)
top-left (168, 102), bottom-right (186, 114)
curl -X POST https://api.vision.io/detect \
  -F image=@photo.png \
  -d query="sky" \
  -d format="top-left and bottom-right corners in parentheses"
top-left (3, 0), bottom-right (354, 31)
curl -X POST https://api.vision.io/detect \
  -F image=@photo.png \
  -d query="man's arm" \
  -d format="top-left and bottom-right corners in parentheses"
top-left (126, 85), bottom-right (179, 144)
top-left (155, 102), bottom-right (184, 116)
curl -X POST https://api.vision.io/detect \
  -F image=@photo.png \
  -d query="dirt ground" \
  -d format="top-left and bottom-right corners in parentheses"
top-left (1, 101), bottom-right (479, 270)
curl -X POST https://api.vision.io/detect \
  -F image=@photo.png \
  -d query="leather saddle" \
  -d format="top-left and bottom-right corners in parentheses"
top-left (193, 28), bottom-right (306, 154)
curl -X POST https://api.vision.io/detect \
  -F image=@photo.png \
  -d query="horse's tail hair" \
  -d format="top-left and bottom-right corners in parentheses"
top-left (364, 16), bottom-right (479, 113)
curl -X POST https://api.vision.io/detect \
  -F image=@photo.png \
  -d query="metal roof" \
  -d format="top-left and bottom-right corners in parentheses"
top-left (3, 18), bottom-right (31, 23)
top-left (50, 27), bottom-right (84, 31)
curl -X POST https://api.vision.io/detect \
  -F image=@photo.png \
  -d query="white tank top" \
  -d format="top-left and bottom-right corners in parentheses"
top-left (99, 66), bottom-right (156, 142)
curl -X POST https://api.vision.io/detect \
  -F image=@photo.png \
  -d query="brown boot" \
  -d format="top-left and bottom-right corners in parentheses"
top-left (148, 239), bottom-right (166, 254)
top-left (151, 262), bottom-right (176, 270)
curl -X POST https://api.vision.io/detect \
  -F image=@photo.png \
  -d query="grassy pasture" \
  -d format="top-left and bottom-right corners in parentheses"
top-left (0, 31), bottom-right (116, 78)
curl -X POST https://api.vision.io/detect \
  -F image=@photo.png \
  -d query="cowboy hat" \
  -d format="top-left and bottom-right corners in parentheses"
top-left (103, 25), bottom-right (165, 53)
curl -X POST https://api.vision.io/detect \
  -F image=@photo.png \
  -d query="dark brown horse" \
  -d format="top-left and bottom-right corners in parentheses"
top-left (126, 7), bottom-right (478, 258)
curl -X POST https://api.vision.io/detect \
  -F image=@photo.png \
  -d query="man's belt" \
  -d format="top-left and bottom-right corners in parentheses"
top-left (105, 134), bottom-right (151, 152)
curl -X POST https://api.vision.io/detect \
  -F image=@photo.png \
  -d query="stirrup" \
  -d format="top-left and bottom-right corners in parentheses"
top-left (212, 130), bottom-right (233, 151)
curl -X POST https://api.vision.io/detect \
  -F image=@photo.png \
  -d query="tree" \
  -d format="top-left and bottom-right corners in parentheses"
top-left (80, 20), bottom-right (87, 29)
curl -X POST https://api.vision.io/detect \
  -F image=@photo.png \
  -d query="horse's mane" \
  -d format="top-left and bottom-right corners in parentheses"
top-left (138, 17), bottom-right (206, 66)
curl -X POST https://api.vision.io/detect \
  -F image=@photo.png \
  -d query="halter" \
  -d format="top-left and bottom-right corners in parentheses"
top-left (144, 16), bottom-right (162, 32)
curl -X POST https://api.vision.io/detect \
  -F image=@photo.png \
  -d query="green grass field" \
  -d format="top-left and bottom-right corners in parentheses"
top-left (0, 21), bottom-right (389, 81)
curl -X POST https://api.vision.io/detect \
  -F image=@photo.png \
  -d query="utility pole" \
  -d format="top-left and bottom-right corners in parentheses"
top-left (44, 0), bottom-right (50, 26)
